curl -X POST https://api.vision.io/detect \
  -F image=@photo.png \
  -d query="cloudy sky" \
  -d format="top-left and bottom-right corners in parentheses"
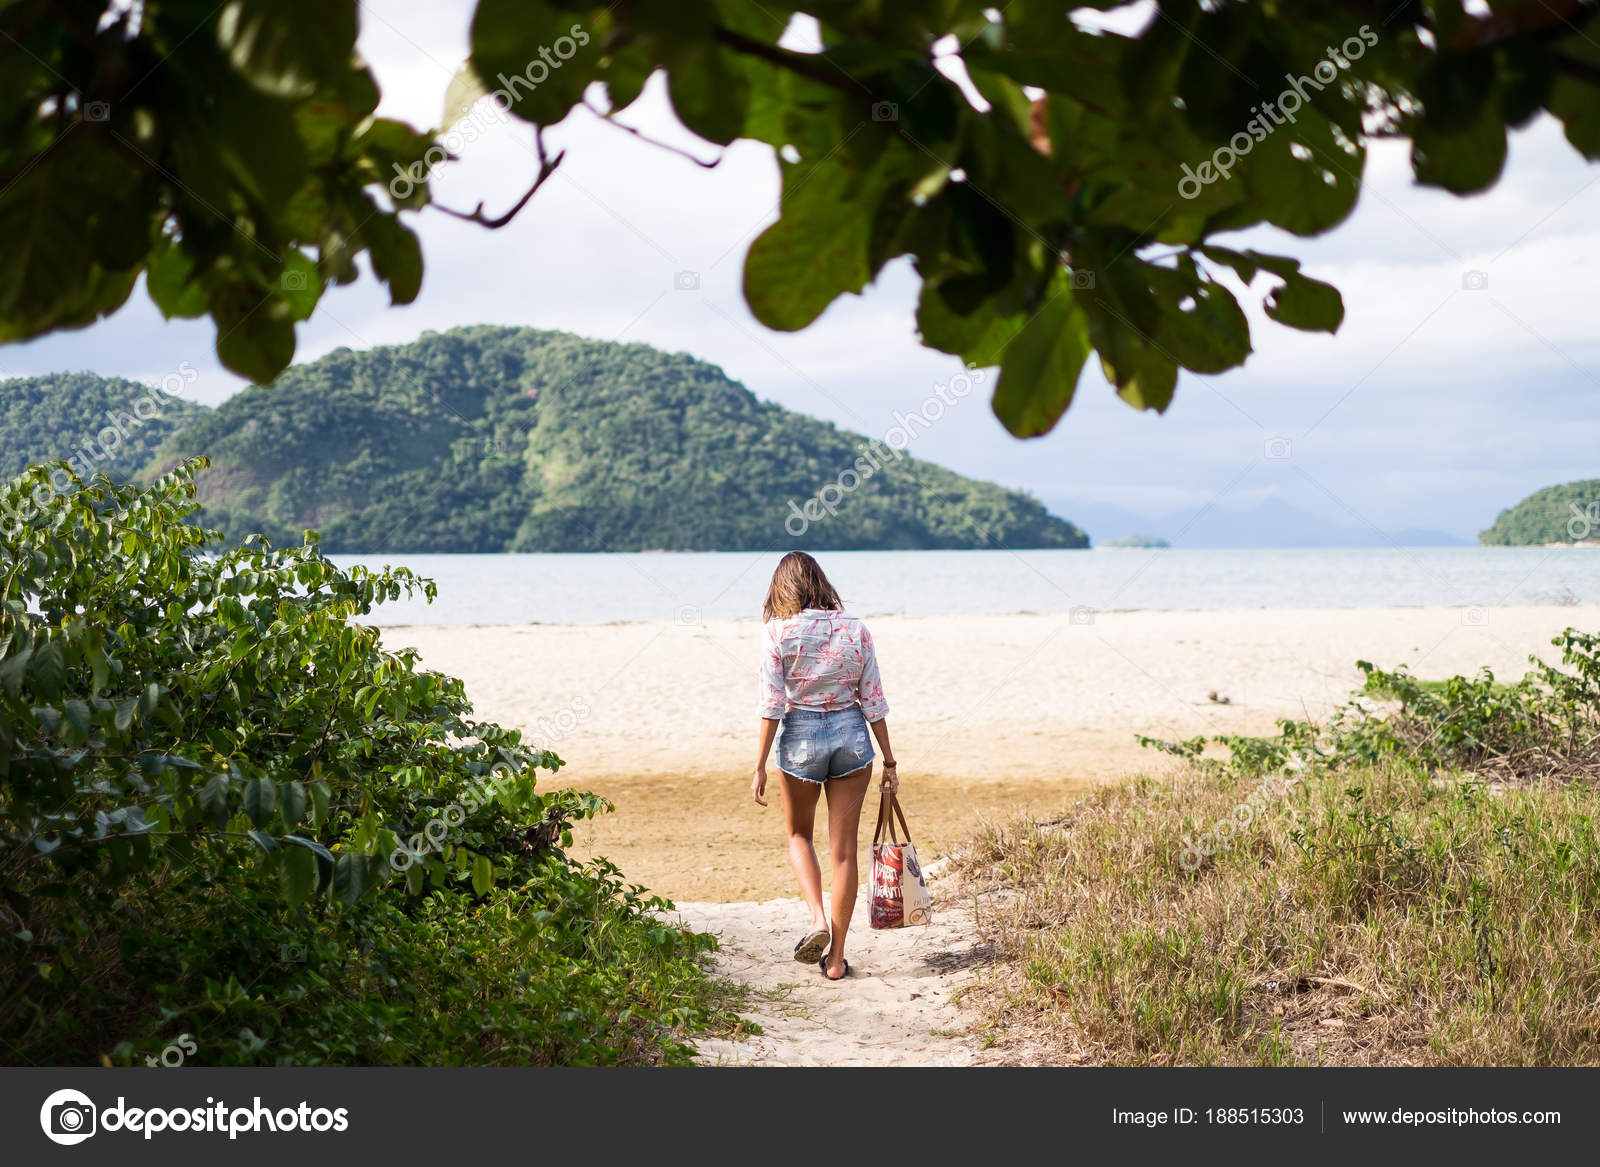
top-left (4, 1), bottom-right (1598, 540)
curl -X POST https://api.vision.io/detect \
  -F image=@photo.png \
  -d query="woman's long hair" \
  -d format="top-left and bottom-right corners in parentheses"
top-left (762, 551), bottom-right (843, 621)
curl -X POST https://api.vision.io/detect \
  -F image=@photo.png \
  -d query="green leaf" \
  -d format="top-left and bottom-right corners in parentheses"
top-left (469, 0), bottom-right (597, 127)
top-left (282, 834), bottom-right (334, 863)
top-left (1154, 270), bottom-right (1251, 375)
top-left (217, 0), bottom-right (358, 99)
top-left (443, 62), bottom-right (492, 128)
top-left (278, 252), bottom-right (320, 321)
top-left (471, 853), bottom-right (494, 896)
top-left (280, 780), bottom-right (308, 830)
top-left (332, 851), bottom-right (368, 905)
top-left (198, 772), bottom-right (231, 830)
top-left (280, 846), bottom-right (317, 906)
top-left (63, 698), bottom-right (91, 732)
top-left (247, 828), bottom-right (278, 854)
top-left (1412, 105), bottom-right (1508, 195)
top-left (745, 161), bottom-right (891, 331)
top-left (0, 644), bottom-right (33, 697)
top-left (209, 76), bottom-right (311, 207)
top-left (916, 280), bottom-right (1023, 366)
top-left (361, 212), bottom-right (423, 306)
top-left (0, 159), bottom-right (95, 334)
top-left (30, 640), bottom-right (65, 701)
top-left (666, 47), bottom-right (748, 145)
top-left (991, 279), bottom-right (1093, 437)
top-left (1244, 111), bottom-right (1363, 237)
top-left (242, 776), bottom-right (277, 828)
top-left (213, 285), bottom-right (296, 382)
top-left (1265, 272), bottom-right (1344, 334)
top-left (310, 781), bottom-right (331, 828)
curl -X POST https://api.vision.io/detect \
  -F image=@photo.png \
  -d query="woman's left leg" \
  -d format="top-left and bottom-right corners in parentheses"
top-left (821, 765), bottom-right (873, 979)
top-left (779, 772), bottom-right (828, 934)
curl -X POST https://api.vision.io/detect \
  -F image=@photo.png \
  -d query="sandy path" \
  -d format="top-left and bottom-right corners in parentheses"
top-left (673, 866), bottom-right (992, 1066)
top-left (386, 605), bottom-right (1598, 901)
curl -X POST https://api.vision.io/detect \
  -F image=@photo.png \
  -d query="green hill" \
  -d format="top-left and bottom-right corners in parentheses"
top-left (0, 371), bottom-right (208, 482)
top-left (3, 326), bottom-right (1084, 552)
top-left (1480, 478), bottom-right (1600, 546)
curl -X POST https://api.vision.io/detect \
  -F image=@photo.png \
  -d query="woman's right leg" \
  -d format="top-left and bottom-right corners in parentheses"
top-left (821, 765), bottom-right (874, 979)
top-left (779, 771), bottom-right (828, 933)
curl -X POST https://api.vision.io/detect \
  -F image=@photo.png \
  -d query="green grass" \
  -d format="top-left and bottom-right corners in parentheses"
top-left (956, 763), bottom-right (1600, 1065)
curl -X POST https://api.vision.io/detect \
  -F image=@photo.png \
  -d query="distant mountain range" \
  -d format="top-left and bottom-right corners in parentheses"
top-left (2, 327), bottom-right (1086, 553)
top-left (1049, 495), bottom-right (1469, 549)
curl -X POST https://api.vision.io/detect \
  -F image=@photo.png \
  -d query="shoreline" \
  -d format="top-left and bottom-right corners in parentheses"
top-left (386, 604), bottom-right (1600, 901)
top-left (369, 598), bottom-right (1597, 630)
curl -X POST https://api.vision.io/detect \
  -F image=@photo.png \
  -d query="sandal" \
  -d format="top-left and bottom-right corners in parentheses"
top-left (818, 953), bottom-right (851, 980)
top-left (793, 928), bottom-right (830, 964)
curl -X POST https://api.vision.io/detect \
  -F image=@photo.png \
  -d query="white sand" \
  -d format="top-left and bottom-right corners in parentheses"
top-left (673, 865), bottom-right (992, 1066)
top-left (385, 606), bottom-right (1600, 1064)
top-left (385, 605), bottom-right (1600, 786)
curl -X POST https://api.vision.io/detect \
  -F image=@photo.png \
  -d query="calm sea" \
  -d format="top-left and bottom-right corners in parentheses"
top-left (331, 547), bottom-right (1600, 626)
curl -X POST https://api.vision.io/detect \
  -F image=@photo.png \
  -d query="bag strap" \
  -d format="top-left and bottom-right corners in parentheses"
top-left (872, 792), bottom-right (913, 846)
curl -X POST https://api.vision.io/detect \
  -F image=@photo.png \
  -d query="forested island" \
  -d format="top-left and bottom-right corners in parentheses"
top-left (3, 326), bottom-right (1087, 552)
top-left (1480, 478), bottom-right (1600, 546)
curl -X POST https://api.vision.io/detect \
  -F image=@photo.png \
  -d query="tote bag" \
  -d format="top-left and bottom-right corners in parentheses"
top-left (870, 792), bottom-right (933, 928)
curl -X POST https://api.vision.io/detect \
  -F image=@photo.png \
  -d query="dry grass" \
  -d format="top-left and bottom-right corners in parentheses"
top-left (952, 763), bottom-right (1600, 1066)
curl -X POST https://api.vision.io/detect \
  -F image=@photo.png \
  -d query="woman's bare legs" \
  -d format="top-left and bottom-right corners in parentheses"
top-left (779, 772), bottom-right (829, 933)
top-left (822, 765), bottom-right (873, 979)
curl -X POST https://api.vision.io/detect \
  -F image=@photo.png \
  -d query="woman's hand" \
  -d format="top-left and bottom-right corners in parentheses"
top-left (751, 764), bottom-right (769, 807)
top-left (879, 761), bottom-right (899, 794)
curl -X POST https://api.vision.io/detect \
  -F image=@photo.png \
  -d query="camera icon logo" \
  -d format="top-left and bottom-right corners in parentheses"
top-left (40, 1088), bottom-right (97, 1145)
top-left (1069, 269), bottom-right (1095, 290)
top-left (1462, 606), bottom-right (1489, 627)
top-left (280, 941), bottom-right (308, 963)
top-left (83, 101), bottom-right (110, 123)
top-left (674, 270), bottom-right (700, 291)
top-left (280, 270), bottom-right (308, 292)
top-left (871, 101), bottom-right (898, 122)
top-left (1461, 270), bottom-right (1488, 291)
top-left (1264, 437), bottom-right (1292, 461)
top-left (1567, 501), bottom-right (1599, 542)
top-left (674, 604), bottom-right (702, 625)
top-left (1069, 605), bottom-right (1097, 626)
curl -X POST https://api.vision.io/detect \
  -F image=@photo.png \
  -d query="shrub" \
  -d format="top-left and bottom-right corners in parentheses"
top-left (1, 459), bottom-right (743, 1065)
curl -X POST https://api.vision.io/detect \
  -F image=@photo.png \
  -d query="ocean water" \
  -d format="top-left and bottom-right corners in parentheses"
top-left (331, 547), bottom-right (1600, 626)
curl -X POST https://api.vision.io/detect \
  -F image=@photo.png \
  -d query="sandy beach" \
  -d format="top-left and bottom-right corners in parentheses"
top-left (383, 604), bottom-right (1599, 902)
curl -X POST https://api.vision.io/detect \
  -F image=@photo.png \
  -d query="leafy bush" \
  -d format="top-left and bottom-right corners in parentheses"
top-left (962, 627), bottom-right (1600, 1065)
top-left (1, 459), bottom-right (743, 1065)
top-left (1142, 630), bottom-right (1600, 785)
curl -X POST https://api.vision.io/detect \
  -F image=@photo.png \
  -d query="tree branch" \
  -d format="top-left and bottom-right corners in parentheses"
top-left (430, 125), bottom-right (565, 229)
top-left (581, 98), bottom-right (721, 168)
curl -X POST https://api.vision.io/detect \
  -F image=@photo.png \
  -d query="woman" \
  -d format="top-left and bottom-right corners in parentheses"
top-left (752, 551), bottom-right (897, 981)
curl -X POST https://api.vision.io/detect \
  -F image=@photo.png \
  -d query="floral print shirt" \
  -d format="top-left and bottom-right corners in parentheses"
top-left (758, 608), bottom-right (889, 721)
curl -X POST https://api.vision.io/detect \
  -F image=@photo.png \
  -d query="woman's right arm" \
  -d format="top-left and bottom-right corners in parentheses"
top-left (868, 717), bottom-right (897, 793)
top-left (858, 624), bottom-right (896, 791)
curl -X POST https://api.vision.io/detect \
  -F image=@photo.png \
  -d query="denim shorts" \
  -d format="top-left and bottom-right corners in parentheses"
top-left (776, 706), bottom-right (876, 783)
